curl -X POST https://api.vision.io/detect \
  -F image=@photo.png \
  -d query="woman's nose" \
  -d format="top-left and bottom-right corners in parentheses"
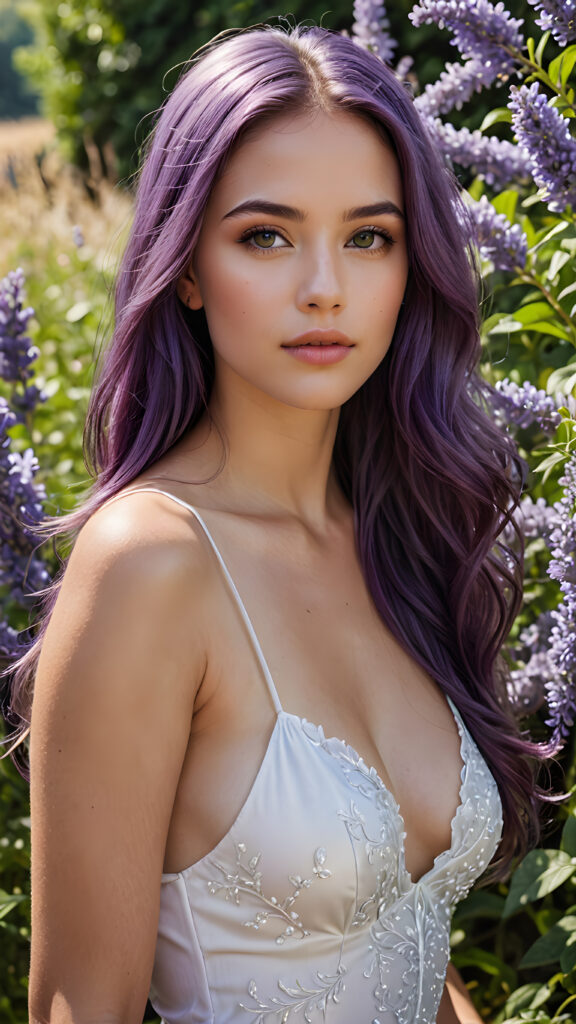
top-left (295, 245), bottom-right (345, 312)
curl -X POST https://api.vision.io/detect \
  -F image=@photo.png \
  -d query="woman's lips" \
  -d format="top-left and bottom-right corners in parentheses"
top-left (281, 330), bottom-right (354, 364)
top-left (282, 329), bottom-right (353, 347)
top-left (282, 344), bottom-right (352, 364)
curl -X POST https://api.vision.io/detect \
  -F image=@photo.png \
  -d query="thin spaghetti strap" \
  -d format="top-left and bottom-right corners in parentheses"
top-left (98, 486), bottom-right (283, 715)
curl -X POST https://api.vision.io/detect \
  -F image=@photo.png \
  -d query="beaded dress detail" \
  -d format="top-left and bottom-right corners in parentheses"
top-left (112, 489), bottom-right (503, 1024)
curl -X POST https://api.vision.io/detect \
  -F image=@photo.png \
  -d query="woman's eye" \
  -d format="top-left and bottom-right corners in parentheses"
top-left (252, 230), bottom-right (278, 248)
top-left (240, 228), bottom-right (288, 250)
top-left (347, 228), bottom-right (394, 250)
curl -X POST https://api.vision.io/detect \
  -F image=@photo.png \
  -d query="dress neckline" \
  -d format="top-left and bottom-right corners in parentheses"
top-left (162, 705), bottom-right (470, 889)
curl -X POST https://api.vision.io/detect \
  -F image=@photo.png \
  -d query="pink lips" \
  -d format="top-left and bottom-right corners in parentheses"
top-left (281, 330), bottom-right (354, 365)
top-left (283, 329), bottom-right (353, 348)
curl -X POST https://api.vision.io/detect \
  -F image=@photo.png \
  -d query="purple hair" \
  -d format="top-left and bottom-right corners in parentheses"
top-left (5, 23), bottom-right (547, 876)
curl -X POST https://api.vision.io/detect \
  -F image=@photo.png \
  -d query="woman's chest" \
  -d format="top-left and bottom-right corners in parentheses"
top-left (166, 541), bottom-right (467, 885)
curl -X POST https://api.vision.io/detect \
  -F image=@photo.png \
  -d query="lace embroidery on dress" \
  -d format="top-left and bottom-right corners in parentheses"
top-left (300, 718), bottom-right (408, 916)
top-left (364, 717), bottom-right (503, 1024)
top-left (239, 965), bottom-right (347, 1023)
top-left (207, 841), bottom-right (332, 944)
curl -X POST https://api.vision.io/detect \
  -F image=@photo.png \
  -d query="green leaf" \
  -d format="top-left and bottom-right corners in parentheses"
top-left (0, 891), bottom-right (28, 922)
top-left (549, 45), bottom-right (576, 89)
top-left (451, 946), bottom-right (516, 988)
top-left (65, 300), bottom-right (92, 323)
top-left (488, 318), bottom-right (524, 335)
top-left (533, 221), bottom-right (570, 250)
top-left (547, 363), bottom-right (576, 395)
top-left (505, 983), bottom-right (552, 1015)
top-left (491, 189), bottom-right (519, 223)
top-left (452, 889), bottom-right (506, 921)
top-left (518, 321), bottom-right (572, 341)
top-left (535, 451), bottom-right (568, 481)
top-left (536, 31), bottom-right (550, 65)
top-left (482, 311), bottom-right (514, 334)
top-left (519, 916), bottom-right (576, 967)
top-left (562, 812), bottom-right (576, 857)
top-left (514, 302), bottom-right (555, 325)
top-left (561, 927), bottom-right (576, 973)
top-left (547, 250), bottom-right (572, 281)
top-left (504, 850), bottom-right (576, 916)
top-left (558, 281), bottom-right (576, 302)
top-left (480, 107), bottom-right (512, 131)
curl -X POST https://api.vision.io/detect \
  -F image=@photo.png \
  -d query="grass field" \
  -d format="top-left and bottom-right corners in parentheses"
top-left (0, 118), bottom-right (131, 280)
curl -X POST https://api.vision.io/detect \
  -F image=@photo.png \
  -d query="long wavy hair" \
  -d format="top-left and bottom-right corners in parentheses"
top-left (4, 23), bottom-right (548, 877)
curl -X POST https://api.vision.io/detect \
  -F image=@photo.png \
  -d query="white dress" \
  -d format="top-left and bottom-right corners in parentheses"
top-left (109, 488), bottom-right (503, 1024)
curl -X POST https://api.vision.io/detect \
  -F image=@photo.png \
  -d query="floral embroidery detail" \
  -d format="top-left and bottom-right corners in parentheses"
top-left (366, 887), bottom-right (450, 1024)
top-left (207, 842), bottom-right (332, 944)
top-left (239, 964), bottom-right (346, 1021)
top-left (337, 800), bottom-right (401, 927)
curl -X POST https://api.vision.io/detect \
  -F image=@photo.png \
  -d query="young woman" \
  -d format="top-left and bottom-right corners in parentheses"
top-left (9, 22), bottom-right (543, 1024)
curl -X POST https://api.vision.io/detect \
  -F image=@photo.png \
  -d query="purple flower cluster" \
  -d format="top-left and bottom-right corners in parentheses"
top-left (509, 82), bottom-right (576, 212)
top-left (466, 196), bottom-right (528, 271)
top-left (0, 396), bottom-right (49, 612)
top-left (352, 0), bottom-right (397, 63)
top-left (0, 271), bottom-right (50, 666)
top-left (490, 385), bottom-right (576, 747)
top-left (415, 58), bottom-right (506, 118)
top-left (0, 268), bottom-right (44, 420)
top-left (541, 456), bottom-right (576, 745)
top-left (491, 378), bottom-right (563, 432)
top-left (526, 0), bottom-right (576, 47)
top-left (427, 119), bottom-right (528, 188)
top-left (409, 0), bottom-right (524, 65)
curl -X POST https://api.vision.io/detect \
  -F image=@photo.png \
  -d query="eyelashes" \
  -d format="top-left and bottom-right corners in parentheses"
top-left (237, 224), bottom-right (396, 254)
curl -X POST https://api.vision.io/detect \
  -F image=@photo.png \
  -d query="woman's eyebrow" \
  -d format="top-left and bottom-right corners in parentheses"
top-left (222, 199), bottom-right (404, 222)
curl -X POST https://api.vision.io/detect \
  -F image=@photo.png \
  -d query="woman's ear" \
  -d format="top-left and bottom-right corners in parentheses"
top-left (177, 265), bottom-right (203, 310)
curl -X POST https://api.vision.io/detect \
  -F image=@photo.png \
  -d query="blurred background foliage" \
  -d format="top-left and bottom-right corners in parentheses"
top-left (8, 0), bottom-right (468, 180)
top-left (1, 1), bottom-right (576, 1022)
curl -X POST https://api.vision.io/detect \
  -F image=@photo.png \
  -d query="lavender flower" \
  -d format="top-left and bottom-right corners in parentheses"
top-left (509, 82), bottom-right (576, 212)
top-left (415, 58), bottom-right (504, 118)
top-left (466, 196), bottom-right (528, 271)
top-left (520, 495), bottom-right (557, 540)
top-left (72, 224), bottom-right (85, 249)
top-left (526, 0), bottom-right (576, 47)
top-left (352, 0), bottom-right (397, 62)
top-left (542, 455), bottom-right (576, 745)
top-left (409, 0), bottom-right (524, 66)
top-left (508, 652), bottom-right (549, 715)
top-left (0, 268), bottom-right (37, 400)
top-left (491, 378), bottom-right (562, 432)
top-left (0, 270), bottom-right (50, 620)
top-left (0, 395), bottom-right (49, 605)
top-left (506, 458), bottom-right (576, 747)
top-left (0, 620), bottom-right (21, 664)
top-left (507, 614), bottom-right (554, 717)
top-left (427, 119), bottom-right (528, 188)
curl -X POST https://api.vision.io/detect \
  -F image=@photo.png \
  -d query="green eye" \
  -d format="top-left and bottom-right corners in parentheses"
top-left (252, 231), bottom-right (277, 248)
top-left (352, 230), bottom-right (376, 248)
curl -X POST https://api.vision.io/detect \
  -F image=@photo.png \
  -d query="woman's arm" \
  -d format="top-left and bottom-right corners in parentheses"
top-left (28, 497), bottom-right (208, 1024)
top-left (436, 963), bottom-right (484, 1024)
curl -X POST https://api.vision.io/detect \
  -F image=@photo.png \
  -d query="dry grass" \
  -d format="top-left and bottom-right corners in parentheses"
top-left (0, 118), bottom-right (132, 279)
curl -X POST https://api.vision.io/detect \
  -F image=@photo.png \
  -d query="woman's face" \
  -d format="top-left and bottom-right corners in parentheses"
top-left (179, 108), bottom-right (409, 412)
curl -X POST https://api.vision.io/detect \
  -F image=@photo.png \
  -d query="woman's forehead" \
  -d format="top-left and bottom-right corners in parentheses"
top-left (206, 109), bottom-right (404, 218)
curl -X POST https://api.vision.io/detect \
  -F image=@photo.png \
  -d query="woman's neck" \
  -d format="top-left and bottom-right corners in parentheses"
top-left (175, 375), bottom-right (345, 529)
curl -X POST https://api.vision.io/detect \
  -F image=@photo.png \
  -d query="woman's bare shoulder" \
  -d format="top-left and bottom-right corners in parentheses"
top-left (39, 486), bottom-right (215, 711)
top-left (65, 483), bottom-right (213, 598)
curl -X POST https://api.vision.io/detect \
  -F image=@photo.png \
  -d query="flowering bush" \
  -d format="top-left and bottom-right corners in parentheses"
top-left (349, 0), bottom-right (576, 1018)
top-left (2, 1), bottom-right (576, 1020)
